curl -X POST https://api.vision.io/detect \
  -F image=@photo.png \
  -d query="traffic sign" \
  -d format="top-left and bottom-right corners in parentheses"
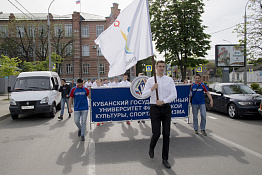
top-left (146, 65), bottom-right (152, 72)
top-left (197, 67), bottom-right (202, 72)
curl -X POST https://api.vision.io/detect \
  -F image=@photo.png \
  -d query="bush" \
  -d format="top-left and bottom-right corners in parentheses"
top-left (251, 83), bottom-right (259, 90)
top-left (257, 87), bottom-right (262, 95)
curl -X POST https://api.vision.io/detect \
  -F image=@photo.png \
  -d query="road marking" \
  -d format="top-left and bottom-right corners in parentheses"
top-left (207, 116), bottom-right (217, 119)
top-left (210, 133), bottom-right (262, 159)
top-left (88, 139), bottom-right (96, 175)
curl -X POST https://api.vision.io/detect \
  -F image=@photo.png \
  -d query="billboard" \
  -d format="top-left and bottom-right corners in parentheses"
top-left (215, 45), bottom-right (245, 67)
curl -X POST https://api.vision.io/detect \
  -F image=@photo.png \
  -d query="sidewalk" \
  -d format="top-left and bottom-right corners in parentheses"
top-left (0, 94), bottom-right (11, 120)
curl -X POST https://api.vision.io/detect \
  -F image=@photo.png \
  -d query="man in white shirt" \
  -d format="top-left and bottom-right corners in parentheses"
top-left (119, 74), bottom-right (131, 87)
top-left (85, 78), bottom-right (93, 88)
top-left (142, 60), bottom-right (177, 169)
top-left (108, 78), bottom-right (114, 86)
top-left (111, 77), bottom-right (119, 87)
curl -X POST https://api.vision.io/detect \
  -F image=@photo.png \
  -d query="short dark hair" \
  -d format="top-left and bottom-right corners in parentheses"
top-left (61, 78), bottom-right (66, 83)
top-left (195, 74), bottom-right (201, 77)
top-left (156, 60), bottom-right (165, 66)
top-left (77, 78), bottom-right (83, 83)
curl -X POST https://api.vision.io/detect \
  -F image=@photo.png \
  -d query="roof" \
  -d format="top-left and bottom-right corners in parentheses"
top-left (0, 12), bottom-right (106, 21)
top-left (18, 71), bottom-right (58, 78)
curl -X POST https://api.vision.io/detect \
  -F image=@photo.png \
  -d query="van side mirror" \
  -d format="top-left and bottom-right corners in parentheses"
top-left (8, 86), bottom-right (12, 93)
top-left (54, 85), bottom-right (59, 90)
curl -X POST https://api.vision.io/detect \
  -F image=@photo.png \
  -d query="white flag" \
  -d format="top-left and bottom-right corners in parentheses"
top-left (95, 0), bottom-right (153, 77)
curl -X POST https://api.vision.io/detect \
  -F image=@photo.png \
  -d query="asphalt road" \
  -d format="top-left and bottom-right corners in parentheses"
top-left (0, 109), bottom-right (262, 175)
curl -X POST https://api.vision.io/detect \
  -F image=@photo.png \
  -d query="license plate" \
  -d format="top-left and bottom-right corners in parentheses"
top-left (21, 106), bottom-right (34, 110)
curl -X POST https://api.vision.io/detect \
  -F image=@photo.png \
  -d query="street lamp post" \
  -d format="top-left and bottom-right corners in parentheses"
top-left (47, 0), bottom-right (55, 71)
top-left (244, 0), bottom-right (251, 86)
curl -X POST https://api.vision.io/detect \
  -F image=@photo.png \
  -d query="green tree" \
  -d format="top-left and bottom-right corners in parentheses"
top-left (0, 55), bottom-right (21, 96)
top-left (234, 0), bottom-right (262, 60)
top-left (149, 0), bottom-right (211, 80)
top-left (136, 56), bottom-right (156, 76)
top-left (21, 52), bottom-right (64, 72)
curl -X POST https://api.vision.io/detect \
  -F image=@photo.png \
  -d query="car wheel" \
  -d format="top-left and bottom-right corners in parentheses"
top-left (11, 114), bottom-right (18, 120)
top-left (49, 104), bottom-right (56, 118)
top-left (228, 103), bottom-right (238, 119)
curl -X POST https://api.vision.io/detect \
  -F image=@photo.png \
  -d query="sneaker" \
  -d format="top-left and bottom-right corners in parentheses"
top-left (58, 116), bottom-right (63, 120)
top-left (142, 121), bottom-right (145, 123)
top-left (126, 121), bottom-right (131, 125)
top-left (97, 123), bottom-right (100, 126)
top-left (81, 136), bottom-right (85, 141)
top-left (69, 113), bottom-right (71, 118)
top-left (201, 130), bottom-right (207, 136)
top-left (78, 130), bottom-right (81, 137)
top-left (138, 121), bottom-right (141, 123)
top-left (101, 123), bottom-right (104, 125)
top-left (195, 130), bottom-right (199, 134)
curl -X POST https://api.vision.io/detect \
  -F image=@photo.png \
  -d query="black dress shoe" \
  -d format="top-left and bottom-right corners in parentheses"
top-left (149, 148), bottom-right (154, 158)
top-left (162, 160), bottom-right (171, 169)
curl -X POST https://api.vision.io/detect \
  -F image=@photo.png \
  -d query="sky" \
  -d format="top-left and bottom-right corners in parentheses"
top-left (1, 0), bottom-right (250, 61)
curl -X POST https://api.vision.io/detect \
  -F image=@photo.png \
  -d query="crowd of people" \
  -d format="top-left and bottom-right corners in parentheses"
top-left (56, 62), bottom-right (213, 169)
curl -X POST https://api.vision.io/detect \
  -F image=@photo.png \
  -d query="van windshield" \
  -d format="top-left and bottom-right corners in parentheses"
top-left (14, 77), bottom-right (50, 91)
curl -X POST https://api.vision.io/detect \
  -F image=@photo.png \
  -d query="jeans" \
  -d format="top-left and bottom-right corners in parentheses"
top-left (60, 98), bottom-right (69, 116)
top-left (74, 110), bottom-right (88, 137)
top-left (192, 104), bottom-right (206, 130)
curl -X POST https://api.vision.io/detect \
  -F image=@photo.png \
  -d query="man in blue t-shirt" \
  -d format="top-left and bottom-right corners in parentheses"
top-left (190, 74), bottom-right (213, 136)
top-left (69, 78), bottom-right (89, 141)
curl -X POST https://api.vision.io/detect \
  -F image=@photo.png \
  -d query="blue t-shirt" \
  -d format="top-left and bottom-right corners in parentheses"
top-left (69, 86), bottom-right (89, 111)
top-left (191, 82), bottom-right (209, 105)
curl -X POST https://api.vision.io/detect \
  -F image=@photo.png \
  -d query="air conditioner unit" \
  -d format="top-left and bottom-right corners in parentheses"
top-left (93, 45), bottom-right (97, 49)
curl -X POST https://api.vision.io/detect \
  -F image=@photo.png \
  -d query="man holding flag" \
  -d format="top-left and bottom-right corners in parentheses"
top-left (95, 0), bottom-right (176, 169)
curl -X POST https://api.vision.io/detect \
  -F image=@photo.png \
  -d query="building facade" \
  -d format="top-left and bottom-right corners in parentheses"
top-left (0, 3), bottom-right (136, 81)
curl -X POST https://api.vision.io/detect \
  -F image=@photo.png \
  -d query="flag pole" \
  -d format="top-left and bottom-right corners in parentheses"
top-left (152, 55), bottom-right (159, 100)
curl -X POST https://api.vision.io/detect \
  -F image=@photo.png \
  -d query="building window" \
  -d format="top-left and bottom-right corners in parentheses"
top-left (28, 47), bottom-right (33, 57)
top-left (39, 45), bottom-right (47, 56)
top-left (99, 63), bottom-right (105, 74)
top-left (96, 25), bottom-right (104, 37)
top-left (0, 25), bottom-right (8, 38)
top-left (38, 24), bottom-right (47, 37)
top-left (81, 25), bottom-right (89, 38)
top-left (82, 45), bottom-right (89, 56)
top-left (18, 47), bottom-right (25, 57)
top-left (28, 25), bottom-right (35, 37)
top-left (16, 25), bottom-right (25, 37)
top-left (54, 24), bottom-right (63, 37)
top-left (65, 44), bottom-right (73, 56)
top-left (65, 24), bottom-right (72, 37)
top-left (66, 63), bottom-right (73, 74)
top-left (97, 46), bottom-right (103, 56)
top-left (82, 64), bottom-right (90, 74)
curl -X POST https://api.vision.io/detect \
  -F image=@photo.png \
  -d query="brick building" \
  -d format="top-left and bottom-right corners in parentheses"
top-left (0, 3), bottom-right (136, 81)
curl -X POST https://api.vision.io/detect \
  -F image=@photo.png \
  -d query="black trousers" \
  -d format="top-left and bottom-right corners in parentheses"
top-left (149, 104), bottom-right (171, 160)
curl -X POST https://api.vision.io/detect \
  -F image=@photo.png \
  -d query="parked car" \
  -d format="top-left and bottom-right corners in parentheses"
top-left (9, 71), bottom-right (61, 120)
top-left (205, 83), bottom-right (262, 118)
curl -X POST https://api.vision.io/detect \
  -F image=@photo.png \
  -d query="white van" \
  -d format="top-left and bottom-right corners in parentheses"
top-left (9, 71), bottom-right (61, 120)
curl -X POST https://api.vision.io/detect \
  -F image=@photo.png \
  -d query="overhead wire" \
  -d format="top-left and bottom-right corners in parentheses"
top-left (14, 0), bottom-right (39, 20)
top-left (7, 0), bottom-right (32, 19)
top-left (209, 25), bottom-right (237, 35)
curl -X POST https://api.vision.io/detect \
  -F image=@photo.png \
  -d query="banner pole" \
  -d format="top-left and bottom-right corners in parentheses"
top-left (152, 56), bottom-right (159, 100)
